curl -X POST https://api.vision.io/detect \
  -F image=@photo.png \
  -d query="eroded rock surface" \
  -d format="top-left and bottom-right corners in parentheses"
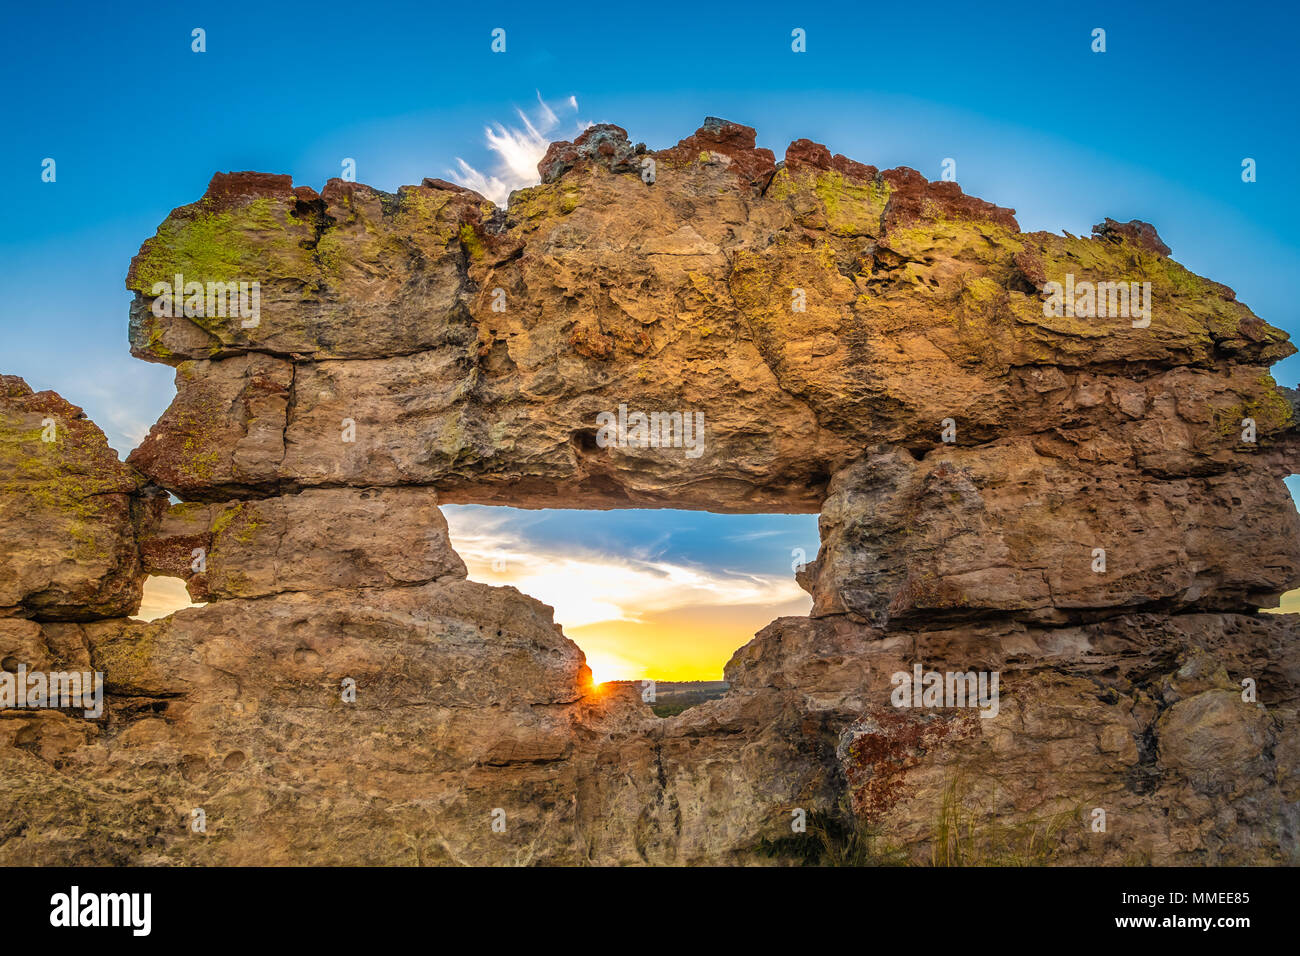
top-left (140, 486), bottom-right (467, 601)
top-left (0, 377), bottom-right (156, 621)
top-left (125, 121), bottom-right (1290, 513)
top-left (2, 118), bottom-right (1297, 865)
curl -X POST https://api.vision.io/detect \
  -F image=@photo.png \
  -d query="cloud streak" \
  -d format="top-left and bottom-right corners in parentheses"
top-left (450, 92), bottom-right (587, 205)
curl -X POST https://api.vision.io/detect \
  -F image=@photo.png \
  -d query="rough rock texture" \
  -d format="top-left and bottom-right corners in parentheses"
top-left (0, 377), bottom-right (157, 621)
top-left (3, 583), bottom-right (654, 865)
top-left (139, 487), bottom-right (467, 601)
top-left (2, 118), bottom-right (1298, 865)
top-left (720, 611), bottom-right (1300, 864)
top-left (124, 122), bottom-right (1290, 512)
top-left (804, 435), bottom-right (1300, 627)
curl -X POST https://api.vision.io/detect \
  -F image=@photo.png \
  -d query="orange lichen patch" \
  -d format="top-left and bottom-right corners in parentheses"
top-left (569, 323), bottom-right (615, 360)
top-left (841, 707), bottom-right (981, 822)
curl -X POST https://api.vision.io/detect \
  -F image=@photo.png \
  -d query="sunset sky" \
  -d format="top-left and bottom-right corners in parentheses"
top-left (11, 1), bottom-right (1300, 681)
top-left (441, 506), bottom-right (815, 681)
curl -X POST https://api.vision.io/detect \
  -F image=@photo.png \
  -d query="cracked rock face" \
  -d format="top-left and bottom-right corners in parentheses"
top-left (0, 376), bottom-right (156, 621)
top-left (124, 121), bottom-right (1291, 512)
top-left (804, 434), bottom-right (1300, 627)
top-left (139, 487), bottom-right (468, 601)
top-left (2, 118), bottom-right (1299, 865)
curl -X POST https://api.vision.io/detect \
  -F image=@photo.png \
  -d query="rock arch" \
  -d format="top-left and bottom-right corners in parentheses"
top-left (3, 119), bottom-right (1298, 864)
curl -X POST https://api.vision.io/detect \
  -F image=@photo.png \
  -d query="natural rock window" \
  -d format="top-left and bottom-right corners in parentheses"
top-left (441, 504), bottom-right (817, 683)
top-left (132, 574), bottom-right (203, 622)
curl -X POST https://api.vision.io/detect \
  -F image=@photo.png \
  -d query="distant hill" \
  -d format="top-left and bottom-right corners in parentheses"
top-left (643, 680), bottom-right (730, 717)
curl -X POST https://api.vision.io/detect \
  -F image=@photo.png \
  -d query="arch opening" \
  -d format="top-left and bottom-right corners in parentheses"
top-left (442, 505), bottom-right (818, 688)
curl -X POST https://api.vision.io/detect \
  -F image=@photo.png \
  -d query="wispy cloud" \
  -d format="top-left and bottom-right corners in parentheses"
top-left (134, 507), bottom-right (811, 682)
top-left (450, 92), bottom-right (588, 205)
top-left (19, 356), bottom-right (176, 463)
top-left (724, 529), bottom-right (788, 543)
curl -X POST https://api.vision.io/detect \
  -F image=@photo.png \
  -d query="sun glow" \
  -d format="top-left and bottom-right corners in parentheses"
top-left (581, 649), bottom-right (645, 687)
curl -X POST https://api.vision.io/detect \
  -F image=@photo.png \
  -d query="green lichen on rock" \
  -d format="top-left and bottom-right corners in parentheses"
top-left (90, 620), bottom-right (178, 696)
top-left (765, 168), bottom-right (797, 201)
top-left (457, 223), bottom-right (486, 261)
top-left (209, 502), bottom-right (245, 537)
top-left (812, 170), bottom-right (891, 237)
top-left (769, 167), bottom-right (892, 237)
top-left (0, 378), bottom-right (144, 617)
top-left (129, 198), bottom-right (291, 292)
top-left (558, 187), bottom-right (581, 214)
top-left (1213, 373), bottom-right (1294, 439)
top-left (885, 215), bottom-right (1023, 261)
top-left (137, 314), bottom-right (177, 360)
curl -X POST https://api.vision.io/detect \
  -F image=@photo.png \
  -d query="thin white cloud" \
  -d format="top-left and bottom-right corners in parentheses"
top-left (21, 358), bottom-right (176, 462)
top-left (450, 92), bottom-right (588, 206)
top-left (724, 529), bottom-right (787, 542)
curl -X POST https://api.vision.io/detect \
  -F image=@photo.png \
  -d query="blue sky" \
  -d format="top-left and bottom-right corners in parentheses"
top-left (4, 0), bottom-right (1297, 447)
top-left (5, 0), bottom-right (1298, 675)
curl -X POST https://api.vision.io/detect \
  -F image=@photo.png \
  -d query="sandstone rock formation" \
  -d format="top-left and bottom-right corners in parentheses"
top-left (0, 377), bottom-right (156, 621)
top-left (2, 118), bottom-right (1297, 864)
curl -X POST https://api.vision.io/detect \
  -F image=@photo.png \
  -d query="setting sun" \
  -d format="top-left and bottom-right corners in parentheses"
top-left (581, 650), bottom-right (642, 686)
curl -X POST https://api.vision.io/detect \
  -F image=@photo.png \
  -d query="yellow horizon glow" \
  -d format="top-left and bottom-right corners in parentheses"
top-left (132, 575), bottom-right (203, 622)
top-left (567, 598), bottom-right (810, 681)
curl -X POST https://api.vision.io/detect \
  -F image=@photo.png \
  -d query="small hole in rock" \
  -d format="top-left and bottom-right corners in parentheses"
top-left (132, 575), bottom-right (204, 622)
